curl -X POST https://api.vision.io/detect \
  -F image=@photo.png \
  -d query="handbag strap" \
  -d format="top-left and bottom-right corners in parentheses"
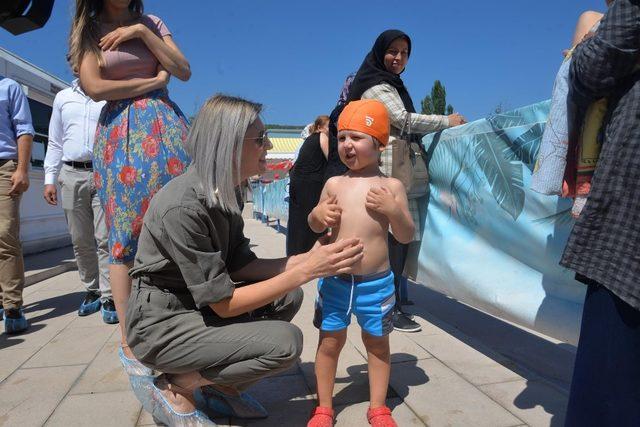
top-left (400, 114), bottom-right (412, 139)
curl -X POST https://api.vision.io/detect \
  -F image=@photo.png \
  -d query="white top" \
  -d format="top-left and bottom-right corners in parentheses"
top-left (43, 79), bottom-right (106, 185)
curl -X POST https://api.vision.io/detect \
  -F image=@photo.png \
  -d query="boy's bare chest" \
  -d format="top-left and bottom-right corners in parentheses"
top-left (332, 181), bottom-right (387, 233)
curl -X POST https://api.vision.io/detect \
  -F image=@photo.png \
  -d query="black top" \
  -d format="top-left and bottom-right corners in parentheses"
top-left (290, 133), bottom-right (327, 183)
top-left (323, 132), bottom-right (347, 181)
top-left (560, 0), bottom-right (640, 310)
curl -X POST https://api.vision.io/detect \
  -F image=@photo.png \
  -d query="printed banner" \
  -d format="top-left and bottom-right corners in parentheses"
top-left (420, 100), bottom-right (584, 344)
top-left (253, 101), bottom-right (586, 344)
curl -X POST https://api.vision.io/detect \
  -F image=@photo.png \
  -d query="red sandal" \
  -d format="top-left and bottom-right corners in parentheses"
top-left (367, 406), bottom-right (398, 427)
top-left (307, 406), bottom-right (335, 427)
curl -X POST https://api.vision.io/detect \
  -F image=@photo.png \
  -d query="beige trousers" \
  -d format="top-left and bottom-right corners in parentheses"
top-left (0, 160), bottom-right (24, 310)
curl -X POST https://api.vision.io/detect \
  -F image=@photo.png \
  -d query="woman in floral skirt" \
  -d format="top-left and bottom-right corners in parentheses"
top-left (68, 0), bottom-right (191, 373)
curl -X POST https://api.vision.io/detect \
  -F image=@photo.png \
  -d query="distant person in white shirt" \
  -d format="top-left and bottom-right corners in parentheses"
top-left (43, 78), bottom-right (115, 324)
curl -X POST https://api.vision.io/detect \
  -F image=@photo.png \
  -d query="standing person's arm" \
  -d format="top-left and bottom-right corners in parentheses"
top-left (8, 82), bottom-right (34, 196)
top-left (79, 52), bottom-right (170, 102)
top-left (98, 17), bottom-right (190, 81)
top-left (362, 84), bottom-right (466, 134)
top-left (571, 11), bottom-right (604, 47)
top-left (43, 94), bottom-right (64, 205)
top-left (570, 0), bottom-right (640, 105)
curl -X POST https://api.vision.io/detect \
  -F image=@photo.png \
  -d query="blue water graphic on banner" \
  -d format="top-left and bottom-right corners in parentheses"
top-left (421, 100), bottom-right (584, 344)
top-left (254, 100), bottom-right (585, 344)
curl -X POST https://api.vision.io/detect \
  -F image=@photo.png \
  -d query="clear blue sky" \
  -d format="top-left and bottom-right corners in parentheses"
top-left (1, 0), bottom-right (609, 124)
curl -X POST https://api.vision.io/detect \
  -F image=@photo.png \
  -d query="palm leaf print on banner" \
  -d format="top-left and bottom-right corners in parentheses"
top-left (473, 133), bottom-right (525, 220)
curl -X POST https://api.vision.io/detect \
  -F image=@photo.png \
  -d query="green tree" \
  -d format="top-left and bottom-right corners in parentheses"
top-left (421, 80), bottom-right (454, 115)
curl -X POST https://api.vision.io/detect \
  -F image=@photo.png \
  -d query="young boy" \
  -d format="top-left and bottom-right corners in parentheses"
top-left (307, 99), bottom-right (415, 427)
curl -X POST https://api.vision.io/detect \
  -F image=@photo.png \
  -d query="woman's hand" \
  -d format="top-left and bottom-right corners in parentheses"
top-left (99, 23), bottom-right (144, 51)
top-left (311, 194), bottom-right (342, 229)
top-left (301, 238), bottom-right (364, 279)
top-left (447, 113), bottom-right (467, 127)
top-left (154, 64), bottom-right (171, 88)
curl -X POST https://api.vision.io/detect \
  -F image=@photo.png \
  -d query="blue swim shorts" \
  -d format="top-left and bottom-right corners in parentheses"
top-left (313, 269), bottom-right (395, 337)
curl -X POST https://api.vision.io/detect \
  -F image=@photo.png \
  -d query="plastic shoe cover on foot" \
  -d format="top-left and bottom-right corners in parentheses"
top-left (367, 406), bottom-right (397, 427)
top-left (118, 346), bottom-right (153, 376)
top-left (4, 309), bottom-right (28, 334)
top-left (129, 375), bottom-right (217, 427)
top-left (78, 293), bottom-right (101, 316)
top-left (196, 386), bottom-right (267, 419)
top-left (307, 406), bottom-right (334, 427)
top-left (101, 305), bottom-right (119, 324)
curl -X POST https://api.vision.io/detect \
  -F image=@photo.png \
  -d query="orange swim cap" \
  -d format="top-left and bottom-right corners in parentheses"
top-left (337, 99), bottom-right (390, 146)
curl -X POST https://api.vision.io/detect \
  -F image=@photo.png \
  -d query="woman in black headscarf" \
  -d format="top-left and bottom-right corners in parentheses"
top-left (347, 29), bottom-right (466, 332)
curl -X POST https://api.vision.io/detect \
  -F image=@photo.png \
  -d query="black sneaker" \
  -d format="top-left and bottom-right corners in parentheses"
top-left (393, 311), bottom-right (422, 333)
top-left (78, 291), bottom-right (101, 316)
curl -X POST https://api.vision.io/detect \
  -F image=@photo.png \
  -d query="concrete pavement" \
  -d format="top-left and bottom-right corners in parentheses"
top-left (0, 213), bottom-right (568, 426)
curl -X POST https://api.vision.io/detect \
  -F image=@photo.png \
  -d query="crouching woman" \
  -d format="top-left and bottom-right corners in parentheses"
top-left (126, 94), bottom-right (364, 425)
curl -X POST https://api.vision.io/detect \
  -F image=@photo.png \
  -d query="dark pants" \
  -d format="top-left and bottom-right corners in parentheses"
top-left (565, 278), bottom-right (640, 427)
top-left (388, 233), bottom-right (409, 311)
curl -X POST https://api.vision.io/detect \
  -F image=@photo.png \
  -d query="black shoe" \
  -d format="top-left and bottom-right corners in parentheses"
top-left (78, 291), bottom-right (101, 316)
top-left (393, 311), bottom-right (422, 333)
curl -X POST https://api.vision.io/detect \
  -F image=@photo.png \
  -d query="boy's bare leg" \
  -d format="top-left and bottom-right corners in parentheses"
top-left (315, 329), bottom-right (347, 408)
top-left (361, 331), bottom-right (391, 408)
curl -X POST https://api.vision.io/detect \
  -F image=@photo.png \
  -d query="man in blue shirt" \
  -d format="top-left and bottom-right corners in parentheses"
top-left (0, 77), bottom-right (34, 334)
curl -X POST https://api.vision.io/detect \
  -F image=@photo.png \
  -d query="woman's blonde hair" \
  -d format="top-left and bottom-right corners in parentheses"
top-left (68, 0), bottom-right (144, 72)
top-left (186, 94), bottom-right (263, 213)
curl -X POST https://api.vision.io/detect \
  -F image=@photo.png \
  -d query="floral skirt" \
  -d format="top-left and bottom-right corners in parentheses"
top-left (93, 89), bottom-right (190, 263)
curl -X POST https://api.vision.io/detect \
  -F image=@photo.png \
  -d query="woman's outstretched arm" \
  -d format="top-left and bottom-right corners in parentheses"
top-left (212, 238), bottom-right (363, 318)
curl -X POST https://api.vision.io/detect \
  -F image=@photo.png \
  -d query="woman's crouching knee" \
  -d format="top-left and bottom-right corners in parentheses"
top-left (265, 322), bottom-right (303, 370)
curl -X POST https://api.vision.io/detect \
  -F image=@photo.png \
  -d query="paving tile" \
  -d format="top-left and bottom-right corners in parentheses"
top-left (410, 333), bottom-right (523, 386)
top-left (23, 325), bottom-right (113, 368)
top-left (45, 390), bottom-right (141, 427)
top-left (27, 270), bottom-right (83, 293)
top-left (334, 398), bottom-right (425, 426)
top-left (347, 327), bottom-right (433, 363)
top-left (229, 372), bottom-right (316, 427)
top-left (0, 365), bottom-right (84, 426)
top-left (480, 379), bottom-right (567, 427)
top-left (22, 289), bottom-right (85, 322)
top-left (390, 358), bottom-right (522, 427)
top-left (69, 340), bottom-right (132, 394)
top-left (0, 345), bottom-right (39, 382)
top-left (300, 341), bottom-right (390, 406)
top-left (0, 313), bottom-right (75, 350)
top-left (66, 309), bottom-right (120, 329)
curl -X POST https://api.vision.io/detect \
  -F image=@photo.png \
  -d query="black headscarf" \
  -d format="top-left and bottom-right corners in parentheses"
top-left (347, 30), bottom-right (416, 113)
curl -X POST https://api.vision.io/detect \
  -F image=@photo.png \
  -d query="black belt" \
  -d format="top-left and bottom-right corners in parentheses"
top-left (0, 159), bottom-right (15, 166)
top-left (64, 160), bottom-right (93, 169)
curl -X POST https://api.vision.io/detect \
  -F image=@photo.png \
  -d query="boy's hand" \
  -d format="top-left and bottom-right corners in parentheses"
top-left (366, 186), bottom-right (396, 217)
top-left (313, 194), bottom-right (342, 229)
